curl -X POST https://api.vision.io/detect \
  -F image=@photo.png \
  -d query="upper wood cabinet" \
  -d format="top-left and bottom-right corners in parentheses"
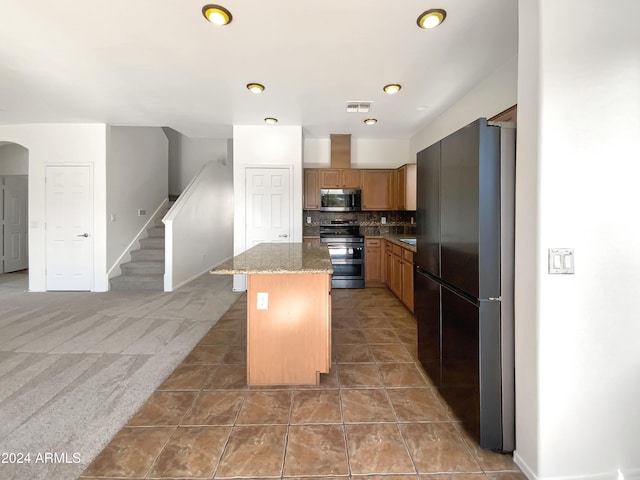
top-left (304, 165), bottom-right (411, 211)
top-left (304, 169), bottom-right (320, 210)
top-left (342, 169), bottom-right (362, 188)
top-left (395, 169), bottom-right (404, 210)
top-left (396, 164), bottom-right (417, 211)
top-left (362, 169), bottom-right (394, 210)
top-left (320, 169), bottom-right (361, 189)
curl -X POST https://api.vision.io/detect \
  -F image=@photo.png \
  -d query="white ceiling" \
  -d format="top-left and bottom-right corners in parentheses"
top-left (0, 0), bottom-right (518, 139)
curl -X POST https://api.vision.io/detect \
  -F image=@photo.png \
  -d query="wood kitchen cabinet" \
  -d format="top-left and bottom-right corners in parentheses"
top-left (396, 164), bottom-right (417, 211)
top-left (394, 169), bottom-right (403, 210)
top-left (306, 166), bottom-right (412, 211)
top-left (384, 239), bottom-right (414, 313)
top-left (390, 243), bottom-right (403, 298)
top-left (384, 241), bottom-right (401, 298)
top-left (384, 242), bottom-right (393, 288)
top-left (362, 169), bottom-right (394, 210)
top-left (320, 169), bottom-right (361, 189)
top-left (304, 169), bottom-right (320, 210)
top-left (400, 248), bottom-right (414, 312)
top-left (365, 238), bottom-right (383, 284)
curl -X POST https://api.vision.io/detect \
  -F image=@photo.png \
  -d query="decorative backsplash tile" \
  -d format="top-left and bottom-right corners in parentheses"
top-left (303, 210), bottom-right (416, 237)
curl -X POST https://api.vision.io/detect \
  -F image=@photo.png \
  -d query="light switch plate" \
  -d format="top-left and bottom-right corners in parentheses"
top-left (548, 248), bottom-right (575, 274)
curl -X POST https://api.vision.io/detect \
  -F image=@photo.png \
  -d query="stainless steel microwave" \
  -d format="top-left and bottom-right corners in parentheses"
top-left (320, 189), bottom-right (362, 212)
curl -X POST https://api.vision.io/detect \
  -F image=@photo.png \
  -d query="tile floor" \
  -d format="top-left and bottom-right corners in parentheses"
top-left (81, 287), bottom-right (525, 480)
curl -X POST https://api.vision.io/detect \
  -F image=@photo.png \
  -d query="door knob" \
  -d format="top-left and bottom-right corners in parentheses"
top-left (77, 233), bottom-right (89, 237)
top-left (278, 234), bottom-right (289, 238)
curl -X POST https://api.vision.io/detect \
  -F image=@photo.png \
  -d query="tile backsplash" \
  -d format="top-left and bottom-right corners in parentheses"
top-left (303, 210), bottom-right (417, 237)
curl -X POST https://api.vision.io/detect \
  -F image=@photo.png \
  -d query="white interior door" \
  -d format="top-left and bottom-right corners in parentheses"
top-left (2, 176), bottom-right (29, 273)
top-left (246, 168), bottom-right (291, 249)
top-left (46, 166), bottom-right (93, 291)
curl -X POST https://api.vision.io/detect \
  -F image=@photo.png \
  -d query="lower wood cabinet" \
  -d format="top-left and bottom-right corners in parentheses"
top-left (365, 238), bottom-right (383, 283)
top-left (383, 239), bottom-right (414, 313)
top-left (384, 241), bottom-right (399, 296)
top-left (400, 253), bottom-right (414, 312)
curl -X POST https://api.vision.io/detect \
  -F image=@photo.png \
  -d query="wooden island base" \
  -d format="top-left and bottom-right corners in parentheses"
top-left (247, 273), bottom-right (331, 386)
top-left (210, 242), bottom-right (334, 386)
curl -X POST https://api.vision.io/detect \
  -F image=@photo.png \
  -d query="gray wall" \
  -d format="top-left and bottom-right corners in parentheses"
top-left (0, 143), bottom-right (28, 175)
top-left (163, 128), bottom-right (230, 196)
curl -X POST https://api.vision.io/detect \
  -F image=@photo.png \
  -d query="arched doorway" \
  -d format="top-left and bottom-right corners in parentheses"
top-left (0, 142), bottom-right (29, 278)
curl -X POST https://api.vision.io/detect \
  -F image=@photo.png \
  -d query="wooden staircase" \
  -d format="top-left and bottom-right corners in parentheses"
top-left (110, 202), bottom-right (172, 291)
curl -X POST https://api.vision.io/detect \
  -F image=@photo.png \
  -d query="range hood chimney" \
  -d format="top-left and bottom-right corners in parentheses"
top-left (330, 134), bottom-right (351, 168)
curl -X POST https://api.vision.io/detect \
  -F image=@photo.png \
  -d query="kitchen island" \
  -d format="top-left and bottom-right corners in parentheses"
top-left (210, 242), bottom-right (333, 386)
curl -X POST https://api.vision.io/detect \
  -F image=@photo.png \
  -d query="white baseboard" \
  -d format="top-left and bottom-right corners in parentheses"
top-left (165, 255), bottom-right (233, 292)
top-left (514, 451), bottom-right (640, 480)
top-left (514, 450), bottom-right (537, 480)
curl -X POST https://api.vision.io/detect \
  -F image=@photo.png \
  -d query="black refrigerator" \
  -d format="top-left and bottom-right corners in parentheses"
top-left (415, 118), bottom-right (515, 452)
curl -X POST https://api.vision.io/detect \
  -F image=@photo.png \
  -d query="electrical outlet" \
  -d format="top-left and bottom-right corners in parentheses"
top-left (257, 292), bottom-right (269, 310)
top-left (381, 216), bottom-right (387, 224)
top-left (137, 209), bottom-right (146, 216)
top-left (306, 216), bottom-right (312, 224)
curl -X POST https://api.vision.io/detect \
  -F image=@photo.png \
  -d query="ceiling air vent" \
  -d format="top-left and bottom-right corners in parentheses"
top-left (346, 102), bottom-right (372, 113)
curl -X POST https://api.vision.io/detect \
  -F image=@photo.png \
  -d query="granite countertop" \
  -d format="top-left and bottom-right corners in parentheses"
top-left (210, 242), bottom-right (334, 275)
top-left (369, 234), bottom-right (417, 253)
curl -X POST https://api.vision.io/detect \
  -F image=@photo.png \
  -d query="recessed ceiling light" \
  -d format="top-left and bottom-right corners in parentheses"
top-left (264, 117), bottom-right (278, 125)
top-left (417, 9), bottom-right (446, 29)
top-left (247, 83), bottom-right (265, 94)
top-left (364, 119), bottom-right (378, 125)
top-left (202, 5), bottom-right (232, 25)
top-left (383, 84), bottom-right (402, 95)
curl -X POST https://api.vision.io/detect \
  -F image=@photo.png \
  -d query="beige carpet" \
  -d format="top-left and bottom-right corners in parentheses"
top-left (0, 271), bottom-right (241, 480)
